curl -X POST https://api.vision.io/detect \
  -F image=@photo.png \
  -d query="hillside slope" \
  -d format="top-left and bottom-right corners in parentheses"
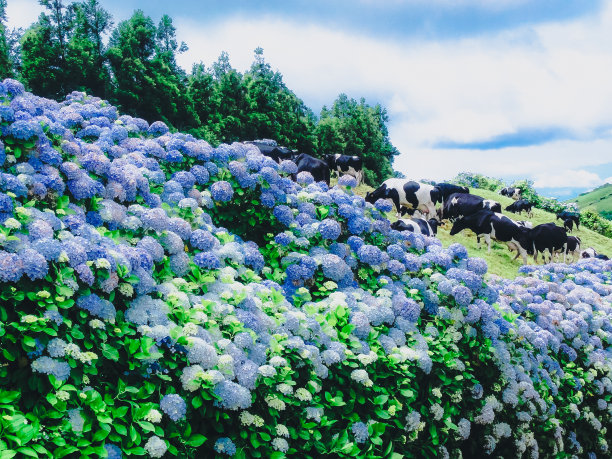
top-left (570, 182), bottom-right (612, 218)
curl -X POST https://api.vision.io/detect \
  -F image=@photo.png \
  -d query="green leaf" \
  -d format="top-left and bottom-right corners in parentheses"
top-left (0, 391), bottom-right (20, 404)
top-left (0, 451), bottom-right (17, 459)
top-left (93, 429), bottom-right (109, 442)
top-left (186, 434), bottom-right (207, 447)
top-left (101, 344), bottom-right (120, 361)
top-left (115, 423), bottom-right (127, 436)
top-left (192, 396), bottom-right (203, 409)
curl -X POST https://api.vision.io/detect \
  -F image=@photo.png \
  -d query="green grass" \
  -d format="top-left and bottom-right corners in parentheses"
top-left (570, 183), bottom-right (612, 215)
top-left (342, 179), bottom-right (612, 280)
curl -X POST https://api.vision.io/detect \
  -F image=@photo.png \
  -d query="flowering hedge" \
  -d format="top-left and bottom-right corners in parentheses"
top-left (0, 80), bottom-right (611, 458)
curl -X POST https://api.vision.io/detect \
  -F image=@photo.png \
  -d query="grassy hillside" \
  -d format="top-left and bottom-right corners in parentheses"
top-left (570, 182), bottom-right (612, 218)
top-left (347, 180), bottom-right (612, 279)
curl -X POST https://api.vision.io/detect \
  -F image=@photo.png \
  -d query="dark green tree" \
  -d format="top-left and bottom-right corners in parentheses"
top-left (205, 51), bottom-right (249, 142)
top-left (0, 0), bottom-right (12, 77)
top-left (20, 0), bottom-right (76, 98)
top-left (316, 94), bottom-right (398, 185)
top-left (106, 10), bottom-right (196, 129)
top-left (186, 61), bottom-right (217, 142)
top-left (66, 0), bottom-right (113, 97)
top-left (242, 47), bottom-right (316, 153)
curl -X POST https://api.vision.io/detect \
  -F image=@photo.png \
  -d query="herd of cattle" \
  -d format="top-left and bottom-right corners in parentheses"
top-left (364, 179), bottom-right (608, 265)
top-left (249, 141), bottom-right (609, 265)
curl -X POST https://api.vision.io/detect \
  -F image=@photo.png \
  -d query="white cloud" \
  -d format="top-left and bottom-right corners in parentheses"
top-left (174, 5), bottom-right (612, 186)
top-left (6, 0), bottom-right (43, 30)
top-left (604, 176), bottom-right (612, 184)
top-left (533, 169), bottom-right (603, 189)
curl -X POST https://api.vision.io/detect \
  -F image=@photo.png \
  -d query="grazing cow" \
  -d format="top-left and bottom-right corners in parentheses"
top-left (581, 247), bottom-right (610, 260)
top-left (324, 154), bottom-right (363, 185)
top-left (528, 223), bottom-right (568, 264)
top-left (391, 218), bottom-right (440, 236)
top-left (556, 211), bottom-right (580, 230)
top-left (440, 193), bottom-right (502, 221)
top-left (516, 220), bottom-right (533, 229)
top-left (449, 210), bottom-right (532, 263)
top-left (562, 236), bottom-right (581, 262)
top-left (505, 199), bottom-right (533, 218)
top-left (500, 187), bottom-right (522, 200)
top-left (365, 179), bottom-right (441, 219)
top-left (247, 141), bottom-right (294, 163)
top-left (293, 153), bottom-right (330, 185)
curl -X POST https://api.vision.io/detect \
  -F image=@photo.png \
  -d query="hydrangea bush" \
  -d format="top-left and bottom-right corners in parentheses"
top-left (0, 80), bottom-right (611, 458)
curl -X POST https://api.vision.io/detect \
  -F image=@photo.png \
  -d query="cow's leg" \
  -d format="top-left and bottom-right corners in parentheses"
top-left (563, 244), bottom-right (568, 263)
top-left (519, 247), bottom-right (528, 265)
top-left (476, 236), bottom-right (481, 249)
top-left (485, 234), bottom-right (492, 253)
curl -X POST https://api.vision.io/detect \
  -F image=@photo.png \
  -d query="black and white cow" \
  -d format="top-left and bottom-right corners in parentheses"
top-left (505, 199), bottom-right (533, 218)
top-left (500, 187), bottom-right (522, 200)
top-left (449, 210), bottom-right (531, 263)
top-left (556, 211), bottom-right (580, 230)
top-left (561, 236), bottom-right (581, 263)
top-left (516, 220), bottom-right (533, 229)
top-left (293, 153), bottom-right (330, 185)
top-left (528, 223), bottom-right (568, 264)
top-left (390, 218), bottom-right (440, 236)
top-left (365, 179), bottom-right (441, 219)
top-left (440, 193), bottom-right (502, 221)
top-left (324, 154), bottom-right (363, 185)
top-left (247, 141), bottom-right (294, 163)
top-left (581, 247), bottom-right (609, 260)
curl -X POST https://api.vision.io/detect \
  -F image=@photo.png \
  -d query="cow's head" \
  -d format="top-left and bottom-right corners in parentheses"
top-left (390, 220), bottom-right (410, 232)
top-left (449, 218), bottom-right (469, 236)
top-left (430, 187), bottom-right (442, 205)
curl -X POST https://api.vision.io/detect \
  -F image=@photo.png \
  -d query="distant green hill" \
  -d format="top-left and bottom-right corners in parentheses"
top-left (568, 183), bottom-right (612, 219)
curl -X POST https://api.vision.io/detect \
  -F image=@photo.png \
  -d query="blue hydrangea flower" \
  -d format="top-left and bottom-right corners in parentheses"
top-left (273, 205), bottom-right (294, 226)
top-left (194, 252), bottom-right (222, 269)
top-left (214, 437), bottom-right (237, 456)
top-left (210, 181), bottom-right (234, 202)
top-left (318, 219), bottom-right (341, 240)
top-left (160, 393), bottom-right (187, 421)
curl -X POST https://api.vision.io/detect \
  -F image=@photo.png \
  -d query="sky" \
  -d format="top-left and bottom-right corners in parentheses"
top-left (7, 0), bottom-right (612, 200)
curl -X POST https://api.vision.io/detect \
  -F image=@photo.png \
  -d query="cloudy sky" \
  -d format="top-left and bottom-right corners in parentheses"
top-left (7, 0), bottom-right (612, 199)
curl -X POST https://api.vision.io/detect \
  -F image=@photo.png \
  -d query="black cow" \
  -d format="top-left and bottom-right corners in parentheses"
top-left (293, 153), bottom-right (330, 185)
top-left (556, 211), bottom-right (580, 230)
top-left (435, 183), bottom-right (469, 204)
top-left (324, 154), bottom-right (363, 185)
top-left (365, 179), bottom-right (441, 219)
top-left (440, 193), bottom-right (502, 221)
top-left (500, 187), bottom-right (522, 200)
top-left (505, 199), bottom-right (533, 218)
top-left (449, 210), bottom-right (531, 263)
top-left (247, 141), bottom-right (293, 163)
top-left (528, 223), bottom-right (568, 264)
top-left (390, 218), bottom-right (439, 236)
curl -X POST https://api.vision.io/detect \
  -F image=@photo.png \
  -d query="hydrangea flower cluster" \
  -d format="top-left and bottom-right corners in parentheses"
top-left (1, 81), bottom-right (611, 458)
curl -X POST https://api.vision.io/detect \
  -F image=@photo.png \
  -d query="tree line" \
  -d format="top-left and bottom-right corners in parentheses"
top-left (0, 0), bottom-right (399, 185)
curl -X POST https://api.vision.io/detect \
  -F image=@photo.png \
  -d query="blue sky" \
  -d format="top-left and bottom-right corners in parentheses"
top-left (8, 0), bottom-right (612, 200)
